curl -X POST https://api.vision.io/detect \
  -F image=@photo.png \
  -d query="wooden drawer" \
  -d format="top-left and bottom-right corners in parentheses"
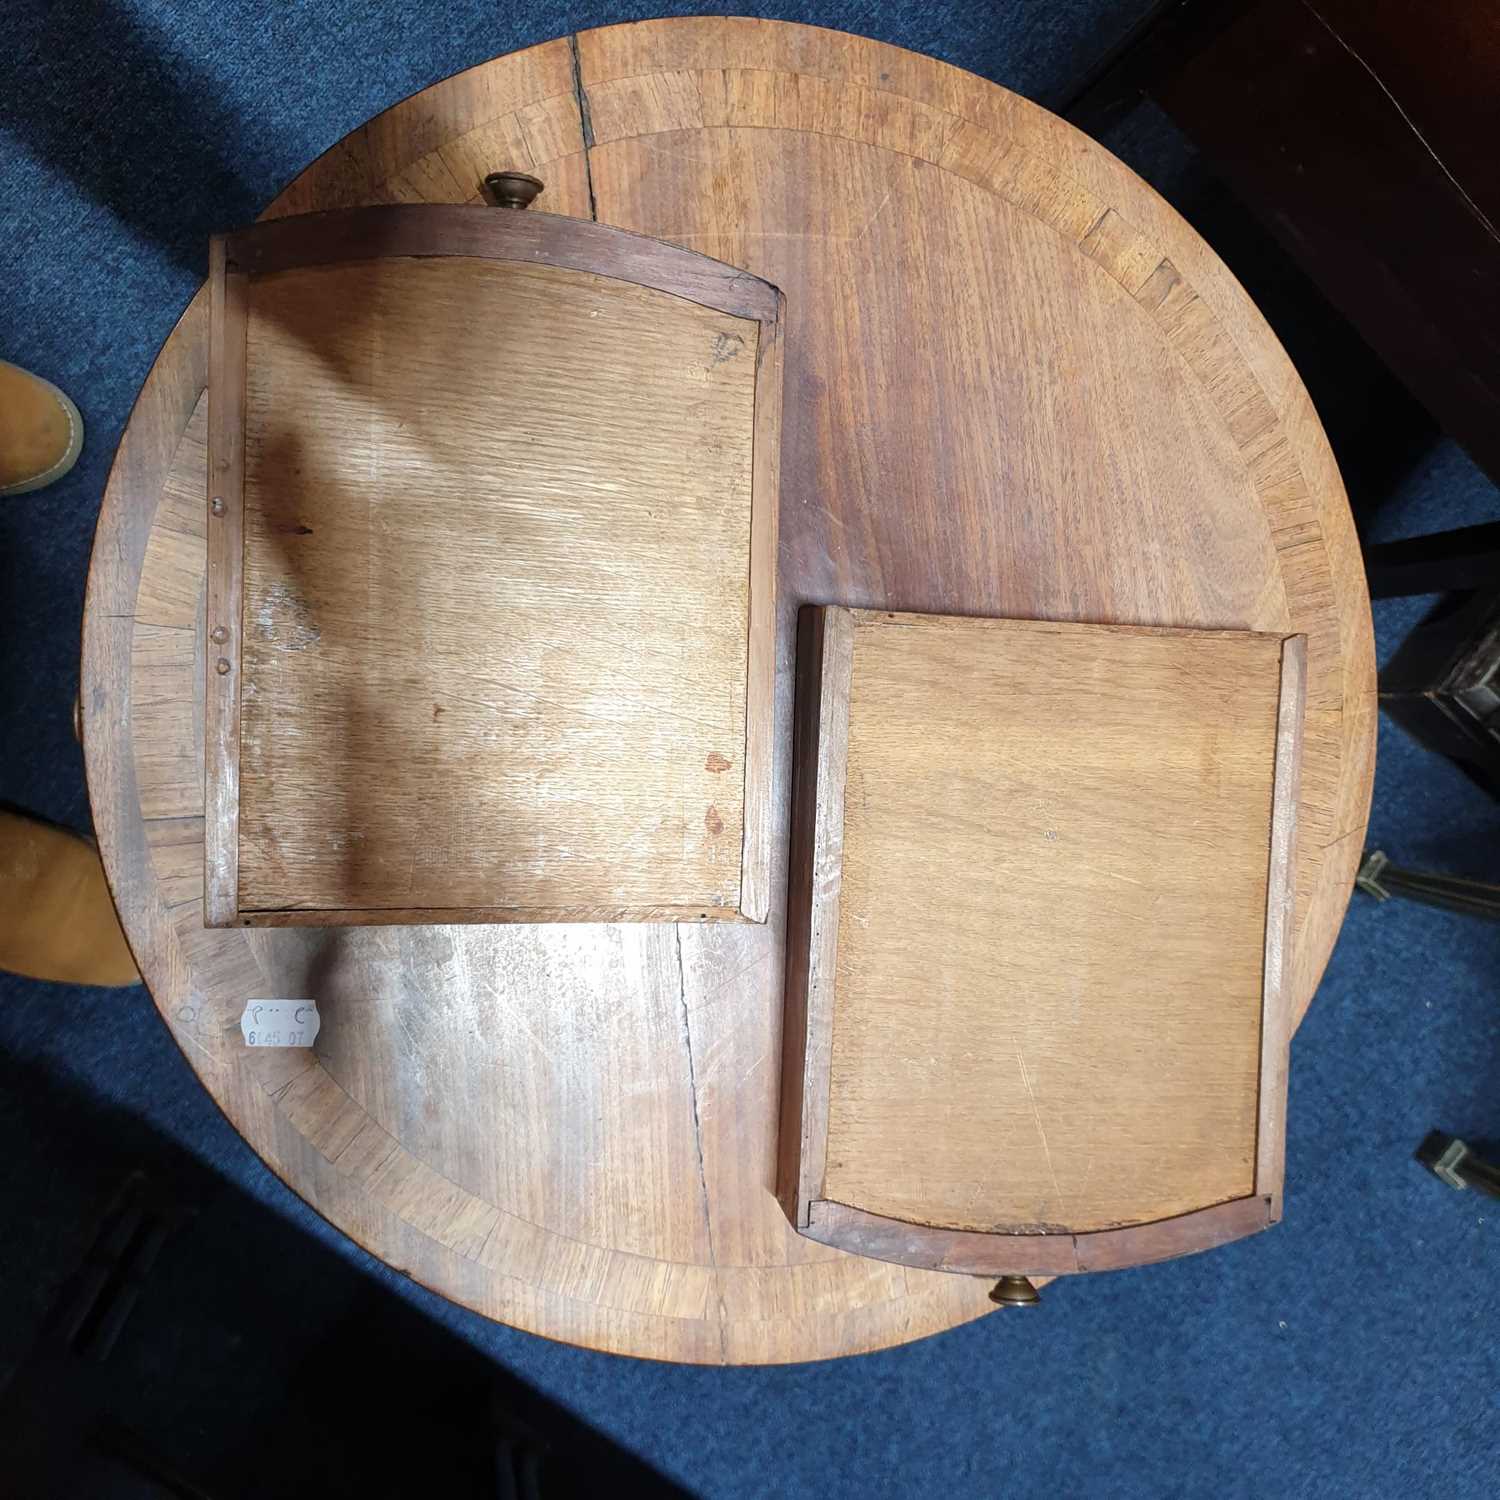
top-left (205, 205), bottom-right (782, 927)
top-left (779, 607), bottom-right (1305, 1276)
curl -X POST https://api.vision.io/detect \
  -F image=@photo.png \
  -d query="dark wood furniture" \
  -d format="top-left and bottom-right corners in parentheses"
top-left (1068, 0), bottom-right (1500, 488)
top-left (1378, 586), bottom-right (1500, 797)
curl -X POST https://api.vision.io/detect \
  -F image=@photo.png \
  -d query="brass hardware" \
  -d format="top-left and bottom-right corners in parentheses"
top-left (989, 1275), bottom-right (1041, 1307)
top-left (484, 171), bottom-right (545, 209)
top-left (210, 625), bottom-right (229, 644)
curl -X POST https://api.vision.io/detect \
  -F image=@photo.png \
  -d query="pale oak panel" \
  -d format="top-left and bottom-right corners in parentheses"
top-left (236, 257), bottom-right (757, 917)
top-left (820, 612), bottom-right (1284, 1234)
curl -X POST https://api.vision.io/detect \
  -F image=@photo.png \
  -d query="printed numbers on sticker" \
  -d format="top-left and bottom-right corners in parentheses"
top-left (240, 1000), bottom-right (321, 1048)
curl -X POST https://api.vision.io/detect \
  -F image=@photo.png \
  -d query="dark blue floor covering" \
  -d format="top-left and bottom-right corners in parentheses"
top-left (2, 4), bottom-right (1498, 1496)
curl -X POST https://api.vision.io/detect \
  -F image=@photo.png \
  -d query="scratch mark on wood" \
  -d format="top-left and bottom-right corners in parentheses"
top-left (1077, 863), bottom-right (1145, 887)
top-left (675, 924), bottom-right (719, 1276)
top-left (1016, 1048), bottom-right (1062, 1200)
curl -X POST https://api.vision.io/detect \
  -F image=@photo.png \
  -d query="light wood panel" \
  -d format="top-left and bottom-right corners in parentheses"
top-left (221, 247), bottom-right (768, 924)
top-left (779, 609), bottom-right (1305, 1274)
top-left (84, 22), bottom-right (1374, 1363)
top-left (829, 613), bottom-right (1281, 1232)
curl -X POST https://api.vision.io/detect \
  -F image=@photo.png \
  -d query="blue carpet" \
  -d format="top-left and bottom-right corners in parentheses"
top-left (2, 5), bottom-right (1498, 1496)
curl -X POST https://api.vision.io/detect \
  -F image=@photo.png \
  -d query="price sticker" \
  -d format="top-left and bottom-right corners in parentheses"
top-left (240, 1000), bottom-right (320, 1048)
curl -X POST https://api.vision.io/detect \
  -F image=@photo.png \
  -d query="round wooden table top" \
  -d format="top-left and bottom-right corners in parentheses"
top-left (83, 18), bottom-right (1375, 1364)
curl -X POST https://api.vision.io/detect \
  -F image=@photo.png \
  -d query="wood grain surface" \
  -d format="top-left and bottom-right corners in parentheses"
top-left (781, 609), bottom-right (1305, 1273)
top-left (82, 20), bottom-right (1375, 1364)
top-left (211, 236), bottom-right (774, 924)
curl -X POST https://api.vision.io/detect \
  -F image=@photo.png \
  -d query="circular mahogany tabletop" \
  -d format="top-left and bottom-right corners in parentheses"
top-left (83, 19), bottom-right (1375, 1364)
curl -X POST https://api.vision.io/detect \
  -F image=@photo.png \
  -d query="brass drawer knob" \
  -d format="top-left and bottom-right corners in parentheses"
top-left (990, 1275), bottom-right (1041, 1307)
top-left (484, 172), bottom-right (544, 209)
